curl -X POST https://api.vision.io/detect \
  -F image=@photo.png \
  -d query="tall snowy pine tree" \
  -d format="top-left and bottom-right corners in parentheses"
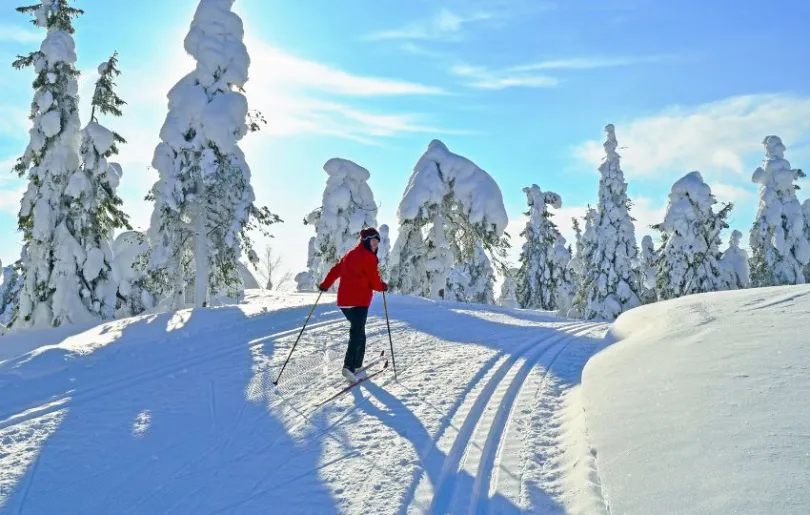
top-left (146, 0), bottom-right (279, 308)
top-left (652, 171), bottom-right (732, 300)
top-left (68, 52), bottom-right (132, 320)
top-left (749, 135), bottom-right (810, 287)
top-left (572, 125), bottom-right (641, 321)
top-left (11, 0), bottom-right (104, 328)
top-left (515, 185), bottom-right (569, 311)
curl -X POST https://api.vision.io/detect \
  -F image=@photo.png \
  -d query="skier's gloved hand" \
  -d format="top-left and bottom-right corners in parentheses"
top-left (318, 284), bottom-right (328, 292)
top-left (381, 282), bottom-right (388, 292)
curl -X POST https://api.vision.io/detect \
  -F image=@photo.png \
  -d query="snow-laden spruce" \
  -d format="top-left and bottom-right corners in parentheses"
top-left (146, 0), bottom-right (279, 309)
top-left (515, 185), bottom-right (570, 311)
top-left (377, 224), bottom-right (391, 282)
top-left (111, 231), bottom-right (156, 317)
top-left (66, 52), bottom-right (131, 320)
top-left (749, 135), bottom-right (809, 287)
top-left (11, 0), bottom-right (95, 329)
top-left (652, 171), bottom-right (732, 300)
top-left (572, 125), bottom-right (641, 321)
top-left (298, 158), bottom-right (378, 291)
top-left (569, 207), bottom-right (597, 318)
top-left (447, 246), bottom-right (496, 304)
top-left (389, 140), bottom-right (508, 301)
top-left (0, 260), bottom-right (21, 331)
top-left (553, 233), bottom-right (575, 313)
top-left (497, 267), bottom-right (519, 309)
top-left (566, 216), bottom-right (585, 282)
top-left (803, 200), bottom-right (810, 282)
top-left (637, 235), bottom-right (658, 304)
top-left (720, 230), bottom-right (751, 290)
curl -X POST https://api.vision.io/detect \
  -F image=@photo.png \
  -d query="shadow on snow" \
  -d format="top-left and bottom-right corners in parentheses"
top-left (0, 292), bottom-right (608, 514)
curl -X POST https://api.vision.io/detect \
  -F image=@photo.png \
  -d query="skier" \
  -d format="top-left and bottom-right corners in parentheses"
top-left (319, 227), bottom-right (388, 383)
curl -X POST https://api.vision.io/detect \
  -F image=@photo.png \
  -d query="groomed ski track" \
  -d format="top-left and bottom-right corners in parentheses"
top-left (0, 291), bottom-right (610, 514)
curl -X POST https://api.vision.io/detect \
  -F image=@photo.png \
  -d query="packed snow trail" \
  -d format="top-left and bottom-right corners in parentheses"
top-left (0, 291), bottom-right (609, 514)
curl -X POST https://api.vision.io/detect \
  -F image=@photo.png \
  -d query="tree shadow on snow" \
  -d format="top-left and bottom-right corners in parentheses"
top-left (0, 302), bottom-right (348, 514)
top-left (352, 294), bottom-right (607, 514)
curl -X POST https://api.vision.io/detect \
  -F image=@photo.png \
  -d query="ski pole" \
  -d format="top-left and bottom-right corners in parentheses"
top-left (273, 291), bottom-right (323, 386)
top-left (382, 291), bottom-right (398, 381)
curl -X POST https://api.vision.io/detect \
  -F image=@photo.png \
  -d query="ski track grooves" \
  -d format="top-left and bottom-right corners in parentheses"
top-left (407, 321), bottom-right (599, 514)
top-left (0, 316), bottom-right (350, 430)
top-left (472, 326), bottom-right (592, 514)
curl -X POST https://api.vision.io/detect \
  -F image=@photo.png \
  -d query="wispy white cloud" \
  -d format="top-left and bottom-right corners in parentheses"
top-left (118, 33), bottom-right (457, 148)
top-left (511, 55), bottom-right (672, 72)
top-left (366, 8), bottom-right (495, 42)
top-left (246, 41), bottom-right (445, 96)
top-left (573, 94), bottom-right (810, 180)
top-left (0, 24), bottom-right (40, 44)
top-left (451, 64), bottom-right (558, 90)
top-left (451, 55), bottom-right (666, 90)
top-left (712, 183), bottom-right (754, 206)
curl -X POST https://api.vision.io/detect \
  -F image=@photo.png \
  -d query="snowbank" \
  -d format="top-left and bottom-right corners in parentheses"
top-left (582, 285), bottom-right (810, 514)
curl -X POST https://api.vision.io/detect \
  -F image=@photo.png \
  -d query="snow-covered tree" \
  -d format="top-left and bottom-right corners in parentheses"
top-left (111, 231), bottom-right (156, 317)
top-left (146, 0), bottom-right (280, 309)
top-left (565, 216), bottom-right (586, 288)
top-left (720, 230), bottom-right (751, 290)
top-left (652, 171), bottom-right (732, 300)
top-left (299, 158), bottom-right (378, 291)
top-left (497, 267), bottom-right (519, 309)
top-left (573, 125), bottom-right (641, 321)
top-left (553, 233), bottom-right (575, 314)
top-left (447, 245), bottom-right (496, 304)
top-left (749, 135), bottom-right (809, 287)
top-left (803, 200), bottom-right (810, 282)
top-left (569, 207), bottom-right (598, 318)
top-left (515, 185), bottom-right (569, 311)
top-left (0, 260), bottom-right (22, 331)
top-left (637, 235), bottom-right (658, 304)
top-left (11, 0), bottom-right (96, 329)
top-left (59, 51), bottom-right (132, 321)
top-left (377, 224), bottom-right (391, 282)
top-left (388, 140), bottom-right (509, 301)
top-left (571, 217), bottom-right (584, 263)
top-left (387, 221), bottom-right (427, 295)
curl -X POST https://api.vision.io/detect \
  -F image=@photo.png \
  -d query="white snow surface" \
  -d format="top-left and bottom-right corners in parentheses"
top-left (582, 285), bottom-right (810, 515)
top-left (0, 290), bottom-right (610, 514)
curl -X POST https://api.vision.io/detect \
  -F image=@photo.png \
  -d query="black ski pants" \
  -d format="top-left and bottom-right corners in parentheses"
top-left (340, 307), bottom-right (368, 372)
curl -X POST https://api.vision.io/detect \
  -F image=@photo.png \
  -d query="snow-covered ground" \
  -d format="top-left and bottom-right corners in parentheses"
top-left (0, 290), bottom-right (609, 514)
top-left (3, 285), bottom-right (808, 514)
top-left (582, 284), bottom-right (810, 514)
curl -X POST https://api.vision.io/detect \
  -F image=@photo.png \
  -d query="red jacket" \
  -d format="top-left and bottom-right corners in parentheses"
top-left (320, 243), bottom-right (387, 307)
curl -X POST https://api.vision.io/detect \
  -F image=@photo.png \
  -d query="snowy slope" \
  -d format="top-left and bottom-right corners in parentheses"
top-left (0, 290), bottom-right (609, 514)
top-left (582, 285), bottom-right (810, 514)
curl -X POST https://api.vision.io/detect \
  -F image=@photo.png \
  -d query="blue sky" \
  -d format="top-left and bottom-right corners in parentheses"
top-left (1, 0), bottom-right (810, 280)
